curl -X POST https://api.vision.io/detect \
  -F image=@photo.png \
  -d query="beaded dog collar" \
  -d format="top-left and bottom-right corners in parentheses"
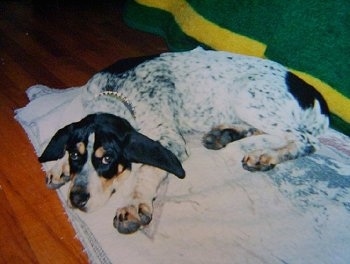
top-left (97, 91), bottom-right (136, 119)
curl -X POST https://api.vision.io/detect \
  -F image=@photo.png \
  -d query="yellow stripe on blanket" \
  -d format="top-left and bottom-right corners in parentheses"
top-left (136, 0), bottom-right (266, 57)
top-left (291, 70), bottom-right (350, 123)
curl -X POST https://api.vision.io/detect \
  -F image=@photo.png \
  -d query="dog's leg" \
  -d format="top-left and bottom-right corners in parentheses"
top-left (242, 130), bottom-right (319, 171)
top-left (113, 165), bottom-right (167, 234)
top-left (241, 134), bottom-right (318, 171)
top-left (202, 124), bottom-right (264, 150)
top-left (203, 125), bottom-right (319, 171)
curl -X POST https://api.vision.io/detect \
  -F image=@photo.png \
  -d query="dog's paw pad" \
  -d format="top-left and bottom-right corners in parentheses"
top-left (202, 128), bottom-right (241, 150)
top-left (114, 206), bottom-right (141, 234)
top-left (242, 151), bottom-right (276, 172)
top-left (113, 204), bottom-right (153, 234)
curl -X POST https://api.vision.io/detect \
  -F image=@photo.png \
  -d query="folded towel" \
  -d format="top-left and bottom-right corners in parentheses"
top-left (15, 84), bottom-right (350, 263)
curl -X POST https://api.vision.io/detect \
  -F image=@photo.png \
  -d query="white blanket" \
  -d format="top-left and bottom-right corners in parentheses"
top-left (15, 85), bottom-right (350, 264)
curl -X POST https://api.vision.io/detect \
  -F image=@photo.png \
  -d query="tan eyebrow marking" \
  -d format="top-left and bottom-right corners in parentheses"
top-left (95, 147), bottom-right (106, 158)
top-left (76, 142), bottom-right (86, 155)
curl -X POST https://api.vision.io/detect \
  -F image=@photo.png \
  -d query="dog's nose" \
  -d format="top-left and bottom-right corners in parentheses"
top-left (69, 188), bottom-right (90, 209)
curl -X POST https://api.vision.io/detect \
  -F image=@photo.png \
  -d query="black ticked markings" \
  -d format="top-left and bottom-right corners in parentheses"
top-left (286, 72), bottom-right (329, 116)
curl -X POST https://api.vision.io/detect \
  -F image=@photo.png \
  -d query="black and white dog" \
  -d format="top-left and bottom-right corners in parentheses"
top-left (39, 48), bottom-right (329, 234)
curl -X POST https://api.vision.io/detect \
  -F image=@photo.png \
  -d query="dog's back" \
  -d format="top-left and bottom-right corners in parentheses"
top-left (119, 48), bottom-right (329, 138)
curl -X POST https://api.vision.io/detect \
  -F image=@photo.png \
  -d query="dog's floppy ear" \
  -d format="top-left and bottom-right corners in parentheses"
top-left (39, 114), bottom-right (96, 163)
top-left (123, 132), bottom-right (185, 178)
top-left (38, 125), bottom-right (73, 163)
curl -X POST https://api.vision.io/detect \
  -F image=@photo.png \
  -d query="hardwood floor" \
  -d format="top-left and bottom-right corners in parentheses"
top-left (0, 1), bottom-right (168, 262)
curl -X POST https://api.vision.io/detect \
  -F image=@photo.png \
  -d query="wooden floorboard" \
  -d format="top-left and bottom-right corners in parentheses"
top-left (0, 1), bottom-right (168, 262)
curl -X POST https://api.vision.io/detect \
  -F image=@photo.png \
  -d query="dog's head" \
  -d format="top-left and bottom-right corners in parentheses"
top-left (39, 113), bottom-right (185, 212)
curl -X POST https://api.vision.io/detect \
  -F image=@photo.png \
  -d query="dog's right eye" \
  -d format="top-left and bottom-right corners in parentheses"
top-left (70, 152), bottom-right (80, 161)
top-left (102, 155), bottom-right (112, 165)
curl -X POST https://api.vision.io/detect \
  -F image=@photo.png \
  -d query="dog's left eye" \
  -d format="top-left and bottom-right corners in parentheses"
top-left (102, 155), bottom-right (112, 165)
top-left (70, 152), bottom-right (80, 161)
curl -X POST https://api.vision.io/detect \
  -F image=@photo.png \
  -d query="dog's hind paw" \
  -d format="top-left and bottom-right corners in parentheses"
top-left (202, 127), bottom-right (243, 150)
top-left (203, 125), bottom-right (263, 150)
top-left (241, 150), bottom-right (277, 172)
top-left (113, 203), bottom-right (152, 234)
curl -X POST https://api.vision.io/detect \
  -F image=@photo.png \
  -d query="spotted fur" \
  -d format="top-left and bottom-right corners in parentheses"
top-left (40, 48), bottom-right (329, 234)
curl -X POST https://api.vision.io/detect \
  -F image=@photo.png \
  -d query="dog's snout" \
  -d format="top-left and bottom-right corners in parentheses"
top-left (69, 187), bottom-right (90, 210)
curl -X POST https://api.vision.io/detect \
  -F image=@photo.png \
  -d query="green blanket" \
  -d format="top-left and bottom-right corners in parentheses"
top-left (123, 0), bottom-right (350, 135)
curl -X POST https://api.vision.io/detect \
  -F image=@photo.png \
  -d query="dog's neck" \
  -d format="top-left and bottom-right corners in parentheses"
top-left (97, 91), bottom-right (136, 119)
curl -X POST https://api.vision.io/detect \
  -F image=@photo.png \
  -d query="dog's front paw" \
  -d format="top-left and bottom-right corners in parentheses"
top-left (44, 153), bottom-right (70, 189)
top-left (46, 173), bottom-right (70, 189)
top-left (242, 150), bottom-right (277, 172)
top-left (113, 203), bottom-right (152, 234)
